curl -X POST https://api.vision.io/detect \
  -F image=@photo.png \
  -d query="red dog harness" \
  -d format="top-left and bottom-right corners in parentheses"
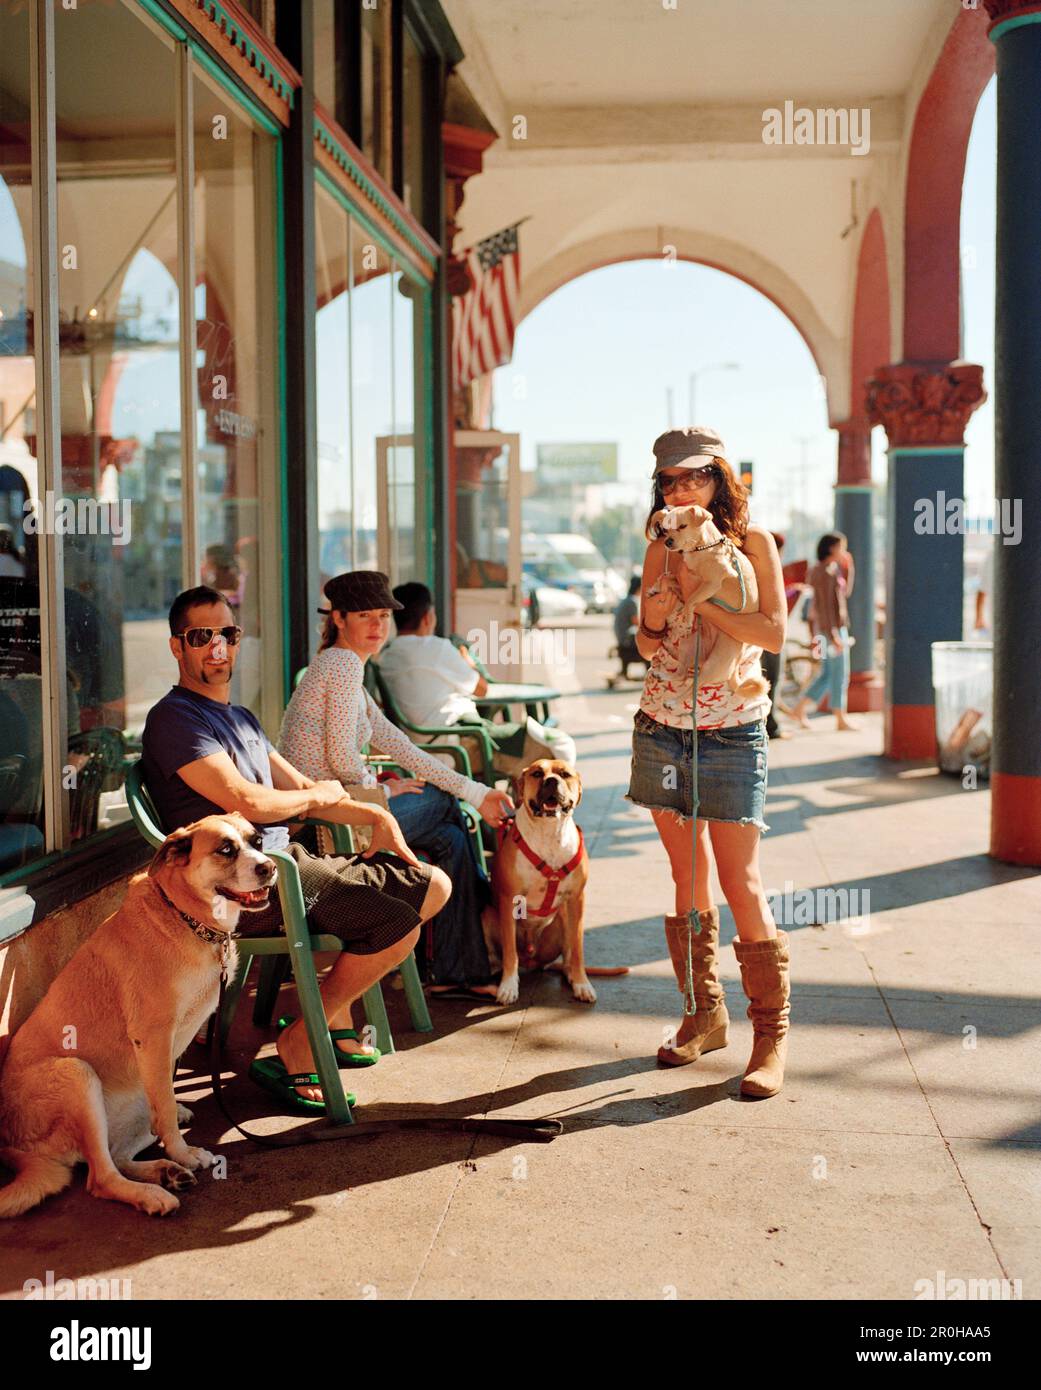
top-left (500, 819), bottom-right (585, 918)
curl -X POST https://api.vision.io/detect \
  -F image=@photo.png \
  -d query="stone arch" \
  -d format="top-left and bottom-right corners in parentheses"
top-left (902, 7), bottom-right (994, 361)
top-left (516, 226), bottom-right (848, 420)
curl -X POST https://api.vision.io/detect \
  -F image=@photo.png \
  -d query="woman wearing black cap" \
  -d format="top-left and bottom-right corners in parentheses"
top-left (280, 571), bottom-right (515, 999)
top-left (625, 428), bottom-right (792, 1098)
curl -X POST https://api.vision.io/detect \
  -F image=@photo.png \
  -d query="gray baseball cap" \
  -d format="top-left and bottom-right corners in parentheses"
top-left (652, 426), bottom-right (727, 474)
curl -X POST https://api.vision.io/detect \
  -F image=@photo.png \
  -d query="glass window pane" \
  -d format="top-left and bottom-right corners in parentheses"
top-left (193, 71), bottom-right (275, 717)
top-left (313, 0), bottom-right (351, 132)
top-left (54, 0), bottom-right (181, 843)
top-left (315, 183), bottom-right (351, 586)
top-left (457, 445), bottom-right (510, 589)
top-left (361, 4), bottom-right (389, 180)
top-left (388, 263), bottom-right (427, 587)
top-left (350, 223), bottom-right (391, 573)
top-left (402, 25), bottom-right (427, 228)
top-left (0, 0), bottom-right (46, 870)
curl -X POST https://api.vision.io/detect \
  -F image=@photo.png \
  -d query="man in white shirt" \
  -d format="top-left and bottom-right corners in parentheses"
top-left (377, 583), bottom-right (577, 777)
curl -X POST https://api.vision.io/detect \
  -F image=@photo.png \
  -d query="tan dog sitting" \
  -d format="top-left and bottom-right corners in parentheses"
top-left (484, 760), bottom-right (594, 1005)
top-left (649, 503), bottom-right (768, 700)
top-left (0, 815), bottom-right (276, 1218)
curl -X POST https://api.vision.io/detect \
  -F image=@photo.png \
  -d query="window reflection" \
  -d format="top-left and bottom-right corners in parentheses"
top-left (351, 227), bottom-right (392, 572)
top-left (193, 73), bottom-right (271, 714)
top-left (54, 1), bottom-right (181, 841)
top-left (315, 182), bottom-right (352, 586)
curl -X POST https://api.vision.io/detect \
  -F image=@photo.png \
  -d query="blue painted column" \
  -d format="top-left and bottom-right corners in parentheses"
top-left (868, 363), bottom-right (985, 760)
top-left (833, 420), bottom-right (882, 710)
top-left (985, 0), bottom-right (1041, 864)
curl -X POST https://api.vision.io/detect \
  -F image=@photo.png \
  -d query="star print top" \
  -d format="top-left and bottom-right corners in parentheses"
top-left (638, 599), bottom-right (772, 731)
top-left (278, 645), bottom-right (489, 808)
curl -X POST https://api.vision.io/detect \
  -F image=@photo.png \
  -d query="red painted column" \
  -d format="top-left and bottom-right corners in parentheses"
top-left (867, 362), bottom-right (986, 760)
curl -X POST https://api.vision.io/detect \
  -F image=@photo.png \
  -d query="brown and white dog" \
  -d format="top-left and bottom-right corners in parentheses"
top-left (0, 814), bottom-right (276, 1218)
top-left (649, 502), bottom-right (768, 699)
top-left (483, 759), bottom-right (596, 1006)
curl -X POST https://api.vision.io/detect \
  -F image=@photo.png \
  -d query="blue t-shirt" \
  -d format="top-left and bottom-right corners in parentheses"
top-left (141, 685), bottom-right (290, 850)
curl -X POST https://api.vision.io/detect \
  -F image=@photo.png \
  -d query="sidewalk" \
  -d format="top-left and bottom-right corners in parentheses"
top-left (1, 644), bottom-right (1038, 1301)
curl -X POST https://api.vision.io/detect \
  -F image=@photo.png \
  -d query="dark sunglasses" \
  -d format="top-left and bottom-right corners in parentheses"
top-left (177, 625), bottom-right (243, 648)
top-left (659, 465), bottom-right (718, 494)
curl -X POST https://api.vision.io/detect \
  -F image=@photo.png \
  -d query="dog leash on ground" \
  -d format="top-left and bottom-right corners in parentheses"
top-left (203, 956), bottom-right (563, 1149)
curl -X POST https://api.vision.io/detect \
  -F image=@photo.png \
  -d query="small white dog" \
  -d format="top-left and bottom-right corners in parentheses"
top-left (649, 503), bottom-right (768, 699)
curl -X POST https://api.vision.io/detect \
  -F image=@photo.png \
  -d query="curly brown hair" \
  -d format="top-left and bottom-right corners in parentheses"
top-left (643, 456), bottom-right (750, 547)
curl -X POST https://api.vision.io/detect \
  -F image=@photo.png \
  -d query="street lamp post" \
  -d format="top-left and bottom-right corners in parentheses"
top-left (688, 361), bottom-right (739, 424)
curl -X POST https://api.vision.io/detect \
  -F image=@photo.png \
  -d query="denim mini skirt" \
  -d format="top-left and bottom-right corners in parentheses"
top-left (626, 707), bottom-right (769, 832)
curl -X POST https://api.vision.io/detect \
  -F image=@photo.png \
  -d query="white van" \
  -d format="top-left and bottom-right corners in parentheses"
top-left (523, 532), bottom-right (626, 613)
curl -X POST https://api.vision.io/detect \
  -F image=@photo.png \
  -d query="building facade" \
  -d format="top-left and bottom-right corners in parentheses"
top-left (0, 0), bottom-right (472, 969)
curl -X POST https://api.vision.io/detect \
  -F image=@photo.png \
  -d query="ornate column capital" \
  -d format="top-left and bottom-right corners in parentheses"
top-left (867, 361), bottom-right (986, 448)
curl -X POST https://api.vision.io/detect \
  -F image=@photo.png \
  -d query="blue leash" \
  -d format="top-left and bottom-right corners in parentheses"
top-left (673, 540), bottom-right (749, 1017)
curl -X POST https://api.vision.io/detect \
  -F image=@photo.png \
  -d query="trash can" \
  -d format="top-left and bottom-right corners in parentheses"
top-left (931, 641), bottom-right (992, 778)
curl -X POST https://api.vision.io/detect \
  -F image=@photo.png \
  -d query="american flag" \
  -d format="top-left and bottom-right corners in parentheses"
top-left (452, 222), bottom-right (521, 390)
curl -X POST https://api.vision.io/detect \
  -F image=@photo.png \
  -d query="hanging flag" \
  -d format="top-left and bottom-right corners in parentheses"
top-left (452, 222), bottom-right (521, 390)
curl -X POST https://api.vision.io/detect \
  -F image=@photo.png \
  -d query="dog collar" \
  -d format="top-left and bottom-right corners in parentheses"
top-left (667, 535), bottom-right (727, 553)
top-left (500, 820), bottom-right (584, 918)
top-left (155, 882), bottom-right (233, 983)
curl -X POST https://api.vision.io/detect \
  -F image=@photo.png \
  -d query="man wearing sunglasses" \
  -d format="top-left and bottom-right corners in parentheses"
top-left (139, 585), bottom-right (450, 1109)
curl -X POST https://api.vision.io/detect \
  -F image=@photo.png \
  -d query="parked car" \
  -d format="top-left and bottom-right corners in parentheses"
top-left (523, 533), bottom-right (627, 612)
top-left (521, 568), bottom-right (586, 626)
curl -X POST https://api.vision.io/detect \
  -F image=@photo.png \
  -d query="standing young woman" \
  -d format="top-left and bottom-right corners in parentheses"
top-left (792, 532), bottom-right (859, 732)
top-left (627, 428), bottom-right (791, 1098)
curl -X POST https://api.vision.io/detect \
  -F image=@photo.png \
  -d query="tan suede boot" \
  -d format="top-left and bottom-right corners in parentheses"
top-left (732, 931), bottom-right (790, 1098)
top-left (657, 907), bottom-right (730, 1067)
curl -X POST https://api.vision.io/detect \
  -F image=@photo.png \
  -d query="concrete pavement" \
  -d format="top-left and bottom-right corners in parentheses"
top-left (1, 619), bottom-right (1037, 1301)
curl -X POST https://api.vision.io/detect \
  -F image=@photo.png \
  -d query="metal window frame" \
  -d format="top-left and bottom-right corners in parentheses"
top-left (28, 0), bottom-right (69, 854)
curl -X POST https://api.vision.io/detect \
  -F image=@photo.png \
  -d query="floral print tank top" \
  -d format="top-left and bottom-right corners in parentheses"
top-left (639, 598), bottom-right (772, 731)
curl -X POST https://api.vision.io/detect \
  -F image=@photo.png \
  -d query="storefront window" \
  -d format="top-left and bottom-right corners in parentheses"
top-left (313, 0), bottom-right (351, 133)
top-left (402, 22), bottom-right (429, 228)
top-left (193, 71), bottom-right (275, 715)
top-left (315, 182), bottom-right (352, 585)
top-left (361, 2), bottom-right (390, 182)
top-left (0, 0), bottom-right (46, 872)
top-left (350, 224), bottom-right (392, 572)
top-left (387, 263), bottom-right (427, 586)
top-left (54, 0), bottom-right (182, 841)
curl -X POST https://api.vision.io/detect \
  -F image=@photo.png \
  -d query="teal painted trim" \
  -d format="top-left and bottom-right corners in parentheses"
top-left (274, 141), bottom-right (291, 704)
top-left (189, 39), bottom-right (281, 136)
top-left (887, 444), bottom-right (967, 457)
top-left (314, 117), bottom-right (439, 271)
top-left (134, 0), bottom-right (188, 41)
top-left (990, 9), bottom-right (1041, 42)
top-left (190, 0), bottom-right (296, 108)
top-left (834, 483), bottom-right (875, 493)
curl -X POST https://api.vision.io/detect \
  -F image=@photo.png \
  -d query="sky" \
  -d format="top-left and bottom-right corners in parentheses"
top-left (492, 78), bottom-right (998, 532)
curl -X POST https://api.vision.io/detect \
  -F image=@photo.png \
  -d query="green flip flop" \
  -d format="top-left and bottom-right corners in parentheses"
top-left (249, 1057), bottom-right (357, 1115)
top-left (276, 1014), bottom-right (381, 1069)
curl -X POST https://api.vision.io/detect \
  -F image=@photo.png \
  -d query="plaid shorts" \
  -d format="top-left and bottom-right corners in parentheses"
top-left (237, 841), bottom-right (431, 954)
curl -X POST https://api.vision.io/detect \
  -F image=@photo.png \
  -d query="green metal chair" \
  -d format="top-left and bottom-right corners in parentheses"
top-left (366, 662), bottom-right (498, 787)
top-left (125, 763), bottom-right (432, 1127)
